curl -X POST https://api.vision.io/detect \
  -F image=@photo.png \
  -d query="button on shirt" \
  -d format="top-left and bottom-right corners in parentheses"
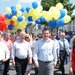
top-left (33, 39), bottom-right (57, 65)
top-left (12, 40), bottom-right (32, 59)
top-left (0, 41), bottom-right (10, 61)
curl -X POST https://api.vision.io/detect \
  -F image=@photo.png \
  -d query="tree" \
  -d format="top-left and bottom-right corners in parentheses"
top-left (41, 0), bottom-right (75, 22)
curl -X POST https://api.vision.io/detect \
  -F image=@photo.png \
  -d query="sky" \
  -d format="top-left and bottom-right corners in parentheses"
top-left (0, 0), bottom-right (41, 14)
top-left (0, 0), bottom-right (74, 14)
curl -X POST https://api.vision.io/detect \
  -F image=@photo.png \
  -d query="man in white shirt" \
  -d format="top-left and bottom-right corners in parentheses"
top-left (0, 31), bottom-right (10, 75)
top-left (33, 28), bottom-right (57, 75)
top-left (11, 31), bottom-right (32, 75)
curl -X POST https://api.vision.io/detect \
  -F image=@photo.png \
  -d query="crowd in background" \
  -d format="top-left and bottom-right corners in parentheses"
top-left (0, 28), bottom-right (75, 75)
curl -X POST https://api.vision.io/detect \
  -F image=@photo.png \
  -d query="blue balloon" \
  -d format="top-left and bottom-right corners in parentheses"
top-left (11, 6), bottom-right (16, 10)
top-left (5, 14), bottom-right (12, 19)
top-left (59, 9), bottom-right (66, 18)
top-left (20, 7), bottom-right (25, 12)
top-left (40, 17), bottom-right (46, 22)
top-left (32, 2), bottom-right (38, 9)
top-left (17, 16), bottom-right (23, 22)
top-left (26, 7), bottom-right (30, 12)
top-left (8, 25), bottom-right (14, 30)
top-left (48, 20), bottom-right (56, 28)
top-left (56, 19), bottom-right (64, 26)
top-left (28, 16), bottom-right (33, 21)
top-left (35, 18), bottom-right (41, 24)
top-left (12, 9), bottom-right (17, 15)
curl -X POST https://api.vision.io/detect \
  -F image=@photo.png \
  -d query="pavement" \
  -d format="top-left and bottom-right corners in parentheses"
top-left (8, 63), bottom-right (70, 75)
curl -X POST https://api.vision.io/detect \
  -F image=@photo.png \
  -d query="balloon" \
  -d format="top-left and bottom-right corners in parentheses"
top-left (32, 2), bottom-right (38, 9)
top-left (24, 12), bottom-right (29, 18)
top-left (56, 3), bottom-right (63, 10)
top-left (17, 16), bottom-right (23, 22)
top-left (35, 18), bottom-right (41, 24)
top-left (26, 7), bottom-right (30, 12)
top-left (17, 11), bottom-right (22, 17)
top-left (59, 9), bottom-right (67, 18)
top-left (19, 21), bottom-right (27, 29)
top-left (12, 9), bottom-right (17, 15)
top-left (14, 21), bottom-right (19, 27)
top-left (16, 4), bottom-right (22, 11)
top-left (5, 14), bottom-right (12, 19)
top-left (4, 19), bottom-right (11, 25)
top-left (56, 19), bottom-right (64, 26)
top-left (0, 14), bottom-right (6, 21)
top-left (28, 16), bottom-right (33, 21)
top-left (36, 5), bottom-right (43, 12)
top-left (20, 7), bottom-right (25, 12)
top-left (12, 16), bottom-right (17, 21)
top-left (49, 7), bottom-right (60, 20)
top-left (48, 20), bottom-right (56, 28)
top-left (6, 7), bottom-right (11, 14)
top-left (10, 20), bottom-right (14, 25)
top-left (63, 15), bottom-right (71, 23)
top-left (10, 29), bottom-right (16, 33)
top-left (11, 6), bottom-right (16, 10)
top-left (40, 17), bottom-right (46, 22)
top-left (8, 25), bottom-right (14, 30)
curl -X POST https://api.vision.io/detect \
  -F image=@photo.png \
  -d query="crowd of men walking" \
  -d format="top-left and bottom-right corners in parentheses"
top-left (0, 28), bottom-right (75, 75)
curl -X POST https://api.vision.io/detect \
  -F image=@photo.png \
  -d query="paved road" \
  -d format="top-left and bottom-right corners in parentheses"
top-left (9, 63), bottom-right (70, 75)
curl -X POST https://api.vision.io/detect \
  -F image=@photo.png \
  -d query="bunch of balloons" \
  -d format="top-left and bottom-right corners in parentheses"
top-left (0, 14), bottom-right (8, 31)
top-left (5, 4), bottom-right (27, 32)
top-left (25, 2), bottom-right (71, 28)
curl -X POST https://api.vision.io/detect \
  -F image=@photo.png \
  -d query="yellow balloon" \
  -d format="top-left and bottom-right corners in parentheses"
top-left (49, 7), bottom-right (60, 20)
top-left (4, 19), bottom-right (11, 25)
top-left (63, 15), bottom-right (71, 23)
top-left (36, 5), bottom-right (43, 12)
top-left (29, 8), bottom-right (35, 16)
top-left (10, 29), bottom-right (16, 33)
top-left (6, 7), bottom-right (11, 14)
top-left (24, 12), bottom-right (29, 18)
top-left (44, 12), bottom-right (53, 22)
top-left (56, 3), bottom-right (63, 10)
top-left (12, 16), bottom-right (17, 21)
top-left (17, 11), bottom-right (22, 17)
top-left (16, 4), bottom-right (21, 11)
top-left (18, 21), bottom-right (27, 30)
top-left (14, 21), bottom-right (19, 27)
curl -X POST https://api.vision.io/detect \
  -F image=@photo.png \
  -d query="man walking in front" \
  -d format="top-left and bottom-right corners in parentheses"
top-left (33, 28), bottom-right (57, 75)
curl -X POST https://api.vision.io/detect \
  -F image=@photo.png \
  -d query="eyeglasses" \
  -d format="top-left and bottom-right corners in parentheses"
top-left (52, 35), bottom-right (56, 36)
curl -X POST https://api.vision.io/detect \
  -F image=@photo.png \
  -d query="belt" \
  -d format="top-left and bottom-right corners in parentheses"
top-left (39, 60), bottom-right (52, 63)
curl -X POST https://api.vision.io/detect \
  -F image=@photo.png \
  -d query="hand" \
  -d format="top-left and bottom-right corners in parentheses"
top-left (12, 59), bottom-right (15, 66)
top-left (35, 64), bottom-right (39, 68)
top-left (28, 59), bottom-right (32, 64)
top-left (2, 59), bottom-right (8, 62)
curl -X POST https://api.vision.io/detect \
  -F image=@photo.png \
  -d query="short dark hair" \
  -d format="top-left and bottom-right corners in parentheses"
top-left (17, 29), bottom-right (22, 32)
top-left (42, 28), bottom-right (50, 33)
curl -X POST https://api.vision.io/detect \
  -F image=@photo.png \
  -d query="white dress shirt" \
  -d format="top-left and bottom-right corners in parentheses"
top-left (11, 40), bottom-right (32, 59)
top-left (33, 38), bottom-right (57, 65)
top-left (0, 41), bottom-right (10, 61)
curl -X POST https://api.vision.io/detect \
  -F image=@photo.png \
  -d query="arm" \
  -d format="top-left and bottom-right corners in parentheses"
top-left (33, 41), bottom-right (39, 67)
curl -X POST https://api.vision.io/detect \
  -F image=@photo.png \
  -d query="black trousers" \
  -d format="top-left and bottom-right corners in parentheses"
top-left (0, 61), bottom-right (5, 75)
top-left (59, 50), bottom-right (67, 75)
top-left (15, 57), bottom-right (28, 75)
top-left (3, 59), bottom-right (10, 75)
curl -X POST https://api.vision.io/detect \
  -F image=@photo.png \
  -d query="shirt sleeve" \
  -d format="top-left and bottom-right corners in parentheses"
top-left (52, 43), bottom-right (57, 65)
top-left (33, 41), bottom-right (39, 65)
top-left (27, 43), bottom-right (32, 58)
top-left (11, 43), bottom-right (16, 59)
top-left (4, 44), bottom-right (10, 59)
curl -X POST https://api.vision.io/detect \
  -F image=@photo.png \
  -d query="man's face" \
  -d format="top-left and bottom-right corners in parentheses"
top-left (42, 30), bottom-right (50, 40)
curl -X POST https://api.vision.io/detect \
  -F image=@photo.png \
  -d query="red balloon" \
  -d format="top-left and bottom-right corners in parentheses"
top-left (0, 14), bottom-right (6, 21)
top-left (10, 20), bottom-right (14, 25)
